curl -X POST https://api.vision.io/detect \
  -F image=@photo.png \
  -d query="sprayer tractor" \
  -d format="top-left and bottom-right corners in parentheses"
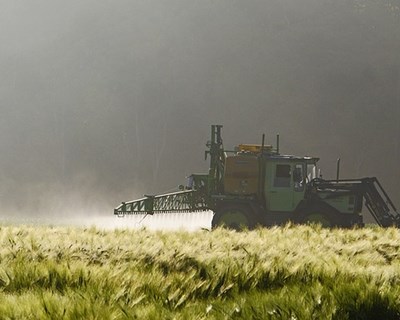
top-left (114, 125), bottom-right (400, 229)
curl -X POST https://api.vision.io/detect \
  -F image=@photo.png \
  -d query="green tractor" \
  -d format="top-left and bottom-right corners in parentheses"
top-left (114, 125), bottom-right (400, 229)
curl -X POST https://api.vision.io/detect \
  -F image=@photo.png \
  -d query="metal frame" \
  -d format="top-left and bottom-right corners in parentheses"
top-left (114, 190), bottom-right (209, 215)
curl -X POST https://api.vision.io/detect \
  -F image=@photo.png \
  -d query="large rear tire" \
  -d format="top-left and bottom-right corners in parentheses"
top-left (301, 205), bottom-right (338, 227)
top-left (303, 213), bottom-right (333, 227)
top-left (212, 205), bottom-right (255, 230)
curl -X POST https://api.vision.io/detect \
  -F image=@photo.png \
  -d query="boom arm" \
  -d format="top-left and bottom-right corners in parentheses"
top-left (114, 125), bottom-right (224, 217)
top-left (114, 190), bottom-right (209, 216)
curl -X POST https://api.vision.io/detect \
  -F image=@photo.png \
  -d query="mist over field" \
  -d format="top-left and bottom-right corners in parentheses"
top-left (0, 0), bottom-right (399, 222)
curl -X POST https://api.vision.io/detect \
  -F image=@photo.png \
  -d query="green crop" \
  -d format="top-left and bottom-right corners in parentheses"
top-left (0, 223), bottom-right (399, 319)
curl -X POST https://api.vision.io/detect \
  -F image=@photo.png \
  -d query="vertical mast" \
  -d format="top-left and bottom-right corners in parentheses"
top-left (206, 125), bottom-right (225, 194)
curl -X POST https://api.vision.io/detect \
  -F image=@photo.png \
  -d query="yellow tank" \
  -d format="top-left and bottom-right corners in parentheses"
top-left (224, 155), bottom-right (259, 195)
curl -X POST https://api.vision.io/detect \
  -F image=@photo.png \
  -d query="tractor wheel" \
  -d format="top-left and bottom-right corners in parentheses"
top-left (301, 206), bottom-right (338, 228)
top-left (212, 205), bottom-right (255, 230)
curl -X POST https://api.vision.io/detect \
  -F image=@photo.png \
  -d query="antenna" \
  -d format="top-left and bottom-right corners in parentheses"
top-left (261, 134), bottom-right (265, 153)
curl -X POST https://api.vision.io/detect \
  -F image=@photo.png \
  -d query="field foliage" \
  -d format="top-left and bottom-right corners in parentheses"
top-left (0, 223), bottom-right (400, 319)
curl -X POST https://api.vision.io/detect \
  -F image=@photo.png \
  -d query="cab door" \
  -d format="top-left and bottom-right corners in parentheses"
top-left (265, 162), bottom-right (305, 212)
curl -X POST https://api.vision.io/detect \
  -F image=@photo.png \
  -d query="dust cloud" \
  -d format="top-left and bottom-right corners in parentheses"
top-left (0, 0), bottom-right (399, 228)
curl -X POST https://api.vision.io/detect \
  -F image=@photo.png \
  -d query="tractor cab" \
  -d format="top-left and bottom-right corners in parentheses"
top-left (264, 155), bottom-right (319, 213)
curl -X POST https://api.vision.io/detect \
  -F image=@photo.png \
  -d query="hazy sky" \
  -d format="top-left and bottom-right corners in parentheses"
top-left (0, 0), bottom-right (399, 217)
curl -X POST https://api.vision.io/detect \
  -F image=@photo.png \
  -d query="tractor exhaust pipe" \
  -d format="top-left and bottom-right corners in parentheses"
top-left (276, 134), bottom-right (280, 154)
top-left (336, 158), bottom-right (341, 182)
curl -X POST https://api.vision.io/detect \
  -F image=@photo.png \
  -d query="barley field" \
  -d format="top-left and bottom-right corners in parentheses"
top-left (0, 223), bottom-right (399, 319)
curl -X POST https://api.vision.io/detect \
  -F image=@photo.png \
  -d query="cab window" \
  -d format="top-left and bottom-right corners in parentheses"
top-left (293, 164), bottom-right (305, 191)
top-left (307, 164), bottom-right (317, 181)
top-left (274, 164), bottom-right (291, 187)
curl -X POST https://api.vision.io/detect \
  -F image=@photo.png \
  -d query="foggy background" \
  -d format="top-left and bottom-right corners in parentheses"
top-left (1, 0), bottom-right (399, 222)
